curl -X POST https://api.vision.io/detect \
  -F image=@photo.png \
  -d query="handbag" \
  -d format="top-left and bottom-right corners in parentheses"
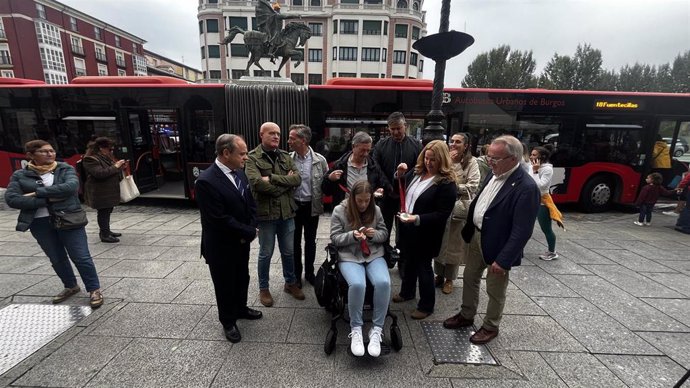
top-left (451, 188), bottom-right (474, 221)
top-left (120, 173), bottom-right (140, 203)
top-left (50, 208), bottom-right (88, 230)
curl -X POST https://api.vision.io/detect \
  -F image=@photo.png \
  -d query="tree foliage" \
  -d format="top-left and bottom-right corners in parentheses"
top-left (538, 44), bottom-right (602, 90)
top-left (462, 45), bottom-right (537, 89)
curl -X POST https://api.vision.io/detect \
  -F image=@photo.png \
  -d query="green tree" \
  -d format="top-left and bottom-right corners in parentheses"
top-left (596, 69), bottom-right (619, 91)
top-left (462, 45), bottom-right (537, 88)
top-left (671, 50), bottom-right (690, 92)
top-left (655, 63), bottom-right (674, 92)
top-left (618, 63), bottom-right (657, 91)
top-left (539, 43), bottom-right (603, 90)
top-left (539, 54), bottom-right (576, 89)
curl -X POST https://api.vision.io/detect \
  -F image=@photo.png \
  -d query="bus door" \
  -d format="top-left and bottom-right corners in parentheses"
top-left (656, 117), bottom-right (690, 186)
top-left (124, 110), bottom-right (158, 193)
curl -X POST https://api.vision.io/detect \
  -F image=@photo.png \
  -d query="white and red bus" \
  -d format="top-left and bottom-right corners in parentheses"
top-left (1, 76), bottom-right (688, 211)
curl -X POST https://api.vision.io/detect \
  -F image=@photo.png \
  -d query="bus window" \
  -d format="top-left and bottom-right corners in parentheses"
top-left (577, 121), bottom-right (646, 168)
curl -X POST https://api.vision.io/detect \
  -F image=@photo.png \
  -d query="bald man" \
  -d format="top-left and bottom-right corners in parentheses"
top-left (245, 122), bottom-right (305, 307)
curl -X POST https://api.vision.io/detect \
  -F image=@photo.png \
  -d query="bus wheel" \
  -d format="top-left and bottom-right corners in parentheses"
top-left (580, 176), bottom-right (613, 213)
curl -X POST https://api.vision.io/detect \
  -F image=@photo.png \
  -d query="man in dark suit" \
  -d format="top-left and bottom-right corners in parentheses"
top-left (196, 134), bottom-right (262, 343)
top-left (443, 135), bottom-right (540, 345)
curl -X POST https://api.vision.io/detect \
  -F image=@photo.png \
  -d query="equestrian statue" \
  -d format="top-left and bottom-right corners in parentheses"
top-left (222, 0), bottom-right (311, 76)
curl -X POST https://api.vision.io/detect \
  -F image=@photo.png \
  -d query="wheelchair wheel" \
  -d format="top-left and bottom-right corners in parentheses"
top-left (324, 329), bottom-right (337, 355)
top-left (390, 325), bottom-right (403, 351)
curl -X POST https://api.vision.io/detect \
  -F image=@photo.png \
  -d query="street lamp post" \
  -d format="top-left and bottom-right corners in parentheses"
top-left (412, 0), bottom-right (474, 144)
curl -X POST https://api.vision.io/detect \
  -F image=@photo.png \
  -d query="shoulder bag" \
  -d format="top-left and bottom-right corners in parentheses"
top-left (120, 171), bottom-right (140, 203)
top-left (50, 208), bottom-right (88, 230)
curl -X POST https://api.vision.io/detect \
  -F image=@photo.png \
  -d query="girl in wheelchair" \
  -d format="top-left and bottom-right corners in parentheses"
top-left (330, 180), bottom-right (390, 357)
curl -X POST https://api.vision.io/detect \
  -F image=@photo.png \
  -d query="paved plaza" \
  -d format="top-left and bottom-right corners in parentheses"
top-left (0, 201), bottom-right (688, 387)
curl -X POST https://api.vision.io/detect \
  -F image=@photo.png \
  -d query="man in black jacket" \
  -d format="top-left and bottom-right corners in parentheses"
top-left (372, 112), bottom-right (422, 245)
top-left (322, 131), bottom-right (390, 206)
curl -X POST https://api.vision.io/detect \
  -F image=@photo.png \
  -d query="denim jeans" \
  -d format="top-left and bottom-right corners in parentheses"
top-left (338, 257), bottom-right (391, 328)
top-left (29, 217), bottom-right (101, 292)
top-left (257, 218), bottom-right (296, 289)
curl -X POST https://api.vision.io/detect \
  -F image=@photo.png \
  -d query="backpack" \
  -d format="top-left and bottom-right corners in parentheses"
top-left (314, 244), bottom-right (339, 311)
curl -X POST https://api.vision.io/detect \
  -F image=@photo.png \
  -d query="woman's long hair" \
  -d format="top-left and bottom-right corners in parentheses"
top-left (413, 140), bottom-right (457, 183)
top-left (345, 180), bottom-right (376, 230)
top-left (85, 137), bottom-right (115, 158)
top-left (532, 145), bottom-right (553, 163)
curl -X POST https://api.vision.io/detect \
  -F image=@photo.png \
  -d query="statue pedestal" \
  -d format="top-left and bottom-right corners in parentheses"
top-left (234, 76), bottom-right (295, 86)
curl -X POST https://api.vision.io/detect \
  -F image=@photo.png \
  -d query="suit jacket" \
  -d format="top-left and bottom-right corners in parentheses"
top-left (461, 166), bottom-right (540, 270)
top-left (196, 163), bottom-right (257, 263)
top-left (398, 171), bottom-right (457, 259)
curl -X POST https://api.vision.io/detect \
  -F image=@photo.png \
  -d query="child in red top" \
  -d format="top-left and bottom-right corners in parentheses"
top-left (634, 172), bottom-right (672, 226)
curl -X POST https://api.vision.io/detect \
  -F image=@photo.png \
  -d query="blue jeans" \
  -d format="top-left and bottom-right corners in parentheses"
top-left (338, 257), bottom-right (391, 328)
top-left (638, 203), bottom-right (653, 223)
top-left (257, 218), bottom-right (296, 289)
top-left (29, 217), bottom-right (101, 292)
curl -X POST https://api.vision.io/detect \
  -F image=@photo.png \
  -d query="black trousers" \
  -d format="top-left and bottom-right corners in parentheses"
top-left (207, 243), bottom-right (250, 328)
top-left (293, 201), bottom-right (319, 280)
top-left (96, 207), bottom-right (114, 234)
top-left (381, 196), bottom-right (400, 246)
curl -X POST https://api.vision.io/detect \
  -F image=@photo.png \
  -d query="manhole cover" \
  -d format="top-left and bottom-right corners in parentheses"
top-left (421, 321), bottom-right (498, 365)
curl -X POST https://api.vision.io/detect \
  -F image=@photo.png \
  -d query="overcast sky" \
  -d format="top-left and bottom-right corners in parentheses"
top-left (60, 0), bottom-right (689, 86)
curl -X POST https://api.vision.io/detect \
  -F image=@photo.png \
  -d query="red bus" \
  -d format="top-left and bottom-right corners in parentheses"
top-left (310, 79), bottom-right (690, 212)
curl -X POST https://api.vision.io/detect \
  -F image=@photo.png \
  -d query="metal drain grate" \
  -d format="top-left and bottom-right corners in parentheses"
top-left (420, 321), bottom-right (498, 365)
top-left (0, 304), bottom-right (92, 375)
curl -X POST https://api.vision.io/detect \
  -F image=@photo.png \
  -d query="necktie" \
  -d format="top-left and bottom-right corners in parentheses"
top-left (231, 170), bottom-right (245, 197)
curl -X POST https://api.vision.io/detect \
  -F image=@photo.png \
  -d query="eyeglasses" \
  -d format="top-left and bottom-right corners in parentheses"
top-left (485, 155), bottom-right (512, 164)
top-left (34, 150), bottom-right (56, 155)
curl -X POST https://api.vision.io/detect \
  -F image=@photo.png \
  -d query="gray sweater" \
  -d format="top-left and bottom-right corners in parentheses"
top-left (330, 203), bottom-right (388, 263)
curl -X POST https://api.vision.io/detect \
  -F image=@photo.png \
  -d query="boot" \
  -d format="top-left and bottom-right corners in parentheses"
top-left (100, 231), bottom-right (119, 243)
top-left (110, 231), bottom-right (122, 237)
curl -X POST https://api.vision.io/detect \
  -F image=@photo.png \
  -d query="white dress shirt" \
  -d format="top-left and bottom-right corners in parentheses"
top-left (473, 163), bottom-right (520, 230)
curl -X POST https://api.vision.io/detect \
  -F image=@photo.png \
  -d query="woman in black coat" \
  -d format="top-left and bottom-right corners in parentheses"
top-left (392, 140), bottom-right (457, 319)
top-left (83, 137), bottom-right (126, 243)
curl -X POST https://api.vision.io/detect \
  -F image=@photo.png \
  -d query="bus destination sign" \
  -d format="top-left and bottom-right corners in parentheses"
top-left (593, 100), bottom-right (644, 110)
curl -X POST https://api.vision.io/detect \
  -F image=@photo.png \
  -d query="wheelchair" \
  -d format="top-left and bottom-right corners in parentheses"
top-left (315, 244), bottom-right (403, 355)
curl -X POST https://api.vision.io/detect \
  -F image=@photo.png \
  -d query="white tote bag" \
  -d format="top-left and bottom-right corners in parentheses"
top-left (119, 174), bottom-right (140, 203)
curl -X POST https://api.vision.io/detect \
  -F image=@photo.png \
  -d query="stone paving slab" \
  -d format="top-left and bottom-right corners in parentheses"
top-left (595, 354), bottom-right (687, 388)
top-left (99, 259), bottom-right (183, 278)
top-left (636, 331), bottom-right (690, 368)
top-left (641, 298), bottom-right (690, 327)
top-left (89, 303), bottom-right (209, 339)
top-left (103, 278), bottom-right (194, 303)
top-left (540, 352), bottom-right (628, 388)
top-left (593, 248), bottom-right (678, 273)
top-left (582, 264), bottom-right (684, 298)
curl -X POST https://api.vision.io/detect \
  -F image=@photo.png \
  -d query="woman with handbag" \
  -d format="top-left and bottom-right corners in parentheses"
top-left (434, 133), bottom-right (480, 294)
top-left (4, 140), bottom-right (103, 308)
top-left (330, 180), bottom-right (390, 357)
top-left (392, 140), bottom-right (457, 320)
top-left (82, 137), bottom-right (126, 243)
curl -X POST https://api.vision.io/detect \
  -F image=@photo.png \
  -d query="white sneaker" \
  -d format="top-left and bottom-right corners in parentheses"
top-left (539, 251), bottom-right (559, 261)
top-left (633, 221), bottom-right (644, 226)
top-left (349, 327), bottom-right (365, 356)
top-left (368, 326), bottom-right (384, 357)
top-left (663, 211), bottom-right (679, 217)
top-left (644, 222), bottom-right (651, 226)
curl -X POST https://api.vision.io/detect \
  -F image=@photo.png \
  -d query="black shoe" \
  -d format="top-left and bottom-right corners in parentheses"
top-left (224, 325), bottom-right (241, 343)
top-left (100, 234), bottom-right (119, 243)
top-left (110, 232), bottom-right (122, 237)
top-left (239, 308), bottom-right (262, 320)
top-left (305, 273), bottom-right (315, 286)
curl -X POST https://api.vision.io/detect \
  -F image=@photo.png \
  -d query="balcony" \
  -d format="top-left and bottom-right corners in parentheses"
top-left (116, 58), bottom-right (126, 68)
top-left (95, 52), bottom-right (107, 62)
top-left (71, 44), bottom-right (84, 56)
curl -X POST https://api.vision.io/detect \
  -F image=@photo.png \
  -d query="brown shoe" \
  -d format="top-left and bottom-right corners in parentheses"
top-left (89, 289), bottom-right (104, 308)
top-left (259, 289), bottom-right (274, 307)
top-left (392, 294), bottom-right (413, 303)
top-left (53, 286), bottom-right (80, 304)
top-left (470, 327), bottom-right (498, 345)
top-left (283, 283), bottom-right (305, 300)
top-left (443, 313), bottom-right (474, 329)
top-left (434, 275), bottom-right (444, 287)
top-left (442, 280), bottom-right (453, 294)
top-left (410, 309), bottom-right (431, 319)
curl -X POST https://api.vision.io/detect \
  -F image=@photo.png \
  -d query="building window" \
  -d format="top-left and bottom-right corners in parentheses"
top-left (230, 44), bottom-right (248, 57)
top-left (361, 73), bottom-right (378, 78)
top-left (308, 74), bottom-right (322, 84)
top-left (419, 59), bottom-right (423, 71)
top-left (208, 0), bottom-right (218, 3)
top-left (209, 70), bottom-right (221, 79)
top-left (70, 36), bottom-right (83, 55)
top-left (412, 1), bottom-right (419, 11)
top-left (208, 45), bottom-right (220, 58)
top-left (200, 47), bottom-right (206, 59)
top-left (115, 51), bottom-right (126, 67)
top-left (341, 0), bottom-right (358, 3)
top-left (0, 44), bottom-right (12, 65)
top-left (95, 44), bottom-right (107, 61)
top-left (339, 47), bottom-right (357, 61)
top-left (74, 58), bottom-right (86, 76)
top-left (133, 54), bottom-right (147, 76)
top-left (94, 26), bottom-right (102, 40)
top-left (0, 19), bottom-right (4, 39)
top-left (69, 16), bottom-right (78, 31)
top-left (229, 17), bottom-right (248, 30)
top-left (410, 52), bottom-right (418, 66)
top-left (332, 47), bottom-right (337, 60)
top-left (98, 63), bottom-right (108, 76)
top-left (207, 19), bottom-right (219, 33)
top-left (198, 20), bottom-right (204, 34)
top-left (132, 43), bottom-right (138, 54)
top-left (396, 0), bottom-right (408, 8)
top-left (340, 20), bottom-right (358, 34)
top-left (361, 47), bottom-right (380, 61)
top-left (412, 26), bottom-right (420, 40)
top-left (311, 0), bottom-right (321, 5)
top-left (333, 20), bottom-right (338, 34)
top-left (382, 48), bottom-right (387, 62)
top-left (362, 21), bottom-right (381, 35)
top-left (395, 24), bottom-right (407, 38)
top-left (251, 17), bottom-right (257, 30)
top-left (118, 69), bottom-right (126, 76)
top-left (308, 49), bottom-right (322, 62)
top-left (293, 0), bottom-right (303, 5)
top-left (254, 70), bottom-right (271, 77)
top-left (44, 72), bottom-right (68, 84)
top-left (291, 73), bottom-right (304, 85)
top-left (35, 22), bottom-right (62, 47)
top-left (393, 50), bottom-right (406, 64)
top-left (308, 23), bottom-right (322, 36)
top-left (36, 4), bottom-right (46, 19)
top-left (1, 70), bottom-right (14, 78)
top-left (231, 69), bottom-right (245, 79)
top-left (339, 72), bottom-right (356, 77)
top-left (383, 21), bottom-right (388, 35)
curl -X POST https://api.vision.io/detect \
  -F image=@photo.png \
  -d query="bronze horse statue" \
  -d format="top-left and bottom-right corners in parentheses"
top-left (223, 22), bottom-right (311, 76)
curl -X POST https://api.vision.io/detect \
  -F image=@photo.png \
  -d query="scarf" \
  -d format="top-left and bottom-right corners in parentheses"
top-left (541, 193), bottom-right (566, 230)
top-left (27, 161), bottom-right (58, 175)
